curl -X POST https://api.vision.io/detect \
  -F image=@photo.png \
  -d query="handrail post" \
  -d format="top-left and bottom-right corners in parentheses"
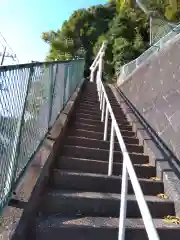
top-left (118, 156), bottom-right (128, 240)
top-left (96, 69), bottom-right (100, 100)
top-left (98, 51), bottom-right (104, 108)
top-left (90, 68), bottom-right (95, 82)
top-left (99, 52), bottom-right (104, 80)
top-left (108, 121), bottom-right (115, 176)
top-left (97, 83), bottom-right (100, 100)
top-left (103, 105), bottom-right (109, 141)
top-left (101, 96), bottom-right (105, 122)
top-left (100, 85), bottom-right (103, 110)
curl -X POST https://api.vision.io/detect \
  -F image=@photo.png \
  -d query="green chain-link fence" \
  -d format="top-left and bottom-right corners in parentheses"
top-left (0, 59), bottom-right (85, 212)
top-left (150, 17), bottom-right (175, 44)
top-left (118, 22), bottom-right (180, 83)
top-left (117, 0), bottom-right (180, 83)
top-left (136, 0), bottom-right (178, 45)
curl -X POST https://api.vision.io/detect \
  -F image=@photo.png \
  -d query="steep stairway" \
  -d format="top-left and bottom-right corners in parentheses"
top-left (31, 81), bottom-right (180, 239)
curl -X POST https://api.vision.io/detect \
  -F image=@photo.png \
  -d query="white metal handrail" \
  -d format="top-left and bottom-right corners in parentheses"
top-left (90, 41), bottom-right (106, 71)
top-left (90, 42), bottom-right (160, 240)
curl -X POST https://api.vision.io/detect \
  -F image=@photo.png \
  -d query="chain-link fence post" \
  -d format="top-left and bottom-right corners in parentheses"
top-left (48, 64), bottom-right (58, 129)
top-left (5, 66), bottom-right (34, 198)
top-left (63, 64), bottom-right (69, 106)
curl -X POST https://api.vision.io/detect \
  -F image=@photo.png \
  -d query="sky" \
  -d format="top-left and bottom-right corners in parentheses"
top-left (0, 0), bottom-right (107, 64)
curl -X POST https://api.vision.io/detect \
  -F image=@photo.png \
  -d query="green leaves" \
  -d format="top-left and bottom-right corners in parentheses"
top-left (108, 9), bottom-right (149, 74)
top-left (42, 3), bottom-right (116, 77)
top-left (42, 2), bottom-right (150, 80)
top-left (42, 0), bottom-right (180, 82)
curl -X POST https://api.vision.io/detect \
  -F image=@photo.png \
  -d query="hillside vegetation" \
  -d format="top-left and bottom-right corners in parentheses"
top-left (42, 0), bottom-right (178, 80)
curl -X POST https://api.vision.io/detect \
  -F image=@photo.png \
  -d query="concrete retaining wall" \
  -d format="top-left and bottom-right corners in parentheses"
top-left (118, 36), bottom-right (180, 160)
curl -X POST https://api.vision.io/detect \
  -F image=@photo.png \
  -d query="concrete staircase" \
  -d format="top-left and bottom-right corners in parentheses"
top-left (31, 81), bottom-right (180, 239)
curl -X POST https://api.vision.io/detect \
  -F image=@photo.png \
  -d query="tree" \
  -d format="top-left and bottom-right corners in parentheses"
top-left (138, 0), bottom-right (180, 22)
top-left (116, 0), bottom-right (135, 11)
top-left (103, 7), bottom-right (149, 78)
top-left (42, 1), bottom-right (149, 81)
top-left (42, 3), bottom-right (116, 76)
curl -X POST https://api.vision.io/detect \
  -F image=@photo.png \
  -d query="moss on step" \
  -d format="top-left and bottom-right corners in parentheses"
top-left (142, 163), bottom-right (152, 167)
top-left (157, 193), bottom-right (169, 199)
top-left (164, 216), bottom-right (180, 225)
top-left (150, 177), bottom-right (161, 181)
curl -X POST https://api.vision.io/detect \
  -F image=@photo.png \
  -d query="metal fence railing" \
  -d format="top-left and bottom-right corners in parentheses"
top-left (136, 0), bottom-right (178, 44)
top-left (150, 17), bottom-right (175, 45)
top-left (0, 59), bottom-right (85, 212)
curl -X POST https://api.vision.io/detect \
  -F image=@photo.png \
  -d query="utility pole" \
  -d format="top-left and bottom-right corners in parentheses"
top-left (0, 32), bottom-right (19, 65)
top-left (0, 46), bottom-right (17, 65)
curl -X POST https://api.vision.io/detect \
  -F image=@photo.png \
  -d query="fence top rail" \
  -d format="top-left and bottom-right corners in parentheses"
top-left (0, 58), bottom-right (85, 71)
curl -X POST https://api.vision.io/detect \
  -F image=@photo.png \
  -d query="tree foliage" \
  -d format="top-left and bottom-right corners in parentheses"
top-left (42, 3), bottom-right (116, 76)
top-left (138, 0), bottom-right (180, 22)
top-left (103, 7), bottom-right (149, 78)
top-left (45, 1), bottom-right (180, 81)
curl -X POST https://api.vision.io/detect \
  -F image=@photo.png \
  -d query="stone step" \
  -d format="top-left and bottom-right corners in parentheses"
top-left (81, 94), bottom-right (98, 98)
top-left (81, 99), bottom-right (100, 104)
top-left (69, 125), bottom-right (135, 140)
top-left (81, 94), bottom-right (117, 100)
top-left (78, 103), bottom-right (100, 109)
top-left (75, 112), bottom-right (127, 123)
top-left (77, 109), bottom-right (125, 118)
top-left (81, 95), bottom-right (117, 101)
top-left (75, 109), bottom-right (101, 117)
top-left (51, 171), bottom-right (164, 195)
top-left (81, 92), bottom-right (98, 96)
top-left (64, 136), bottom-right (143, 153)
top-left (81, 91), bottom-right (97, 95)
top-left (82, 101), bottom-right (120, 109)
top-left (80, 96), bottom-right (99, 101)
top-left (74, 117), bottom-right (129, 127)
top-left (40, 190), bottom-right (174, 218)
top-left (81, 98), bottom-right (118, 105)
top-left (76, 108), bottom-right (126, 119)
top-left (72, 122), bottom-right (132, 133)
top-left (34, 216), bottom-right (180, 240)
top-left (68, 128), bottom-right (136, 141)
top-left (75, 111), bottom-right (126, 121)
top-left (73, 118), bottom-right (130, 128)
top-left (61, 145), bottom-right (148, 163)
top-left (78, 104), bottom-right (122, 112)
top-left (57, 156), bottom-right (155, 178)
top-left (75, 112), bottom-right (101, 121)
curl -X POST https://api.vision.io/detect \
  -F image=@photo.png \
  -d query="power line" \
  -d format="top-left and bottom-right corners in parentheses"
top-left (0, 32), bottom-right (19, 65)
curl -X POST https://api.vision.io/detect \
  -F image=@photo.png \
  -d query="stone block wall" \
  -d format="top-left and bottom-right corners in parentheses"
top-left (119, 36), bottom-right (180, 160)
